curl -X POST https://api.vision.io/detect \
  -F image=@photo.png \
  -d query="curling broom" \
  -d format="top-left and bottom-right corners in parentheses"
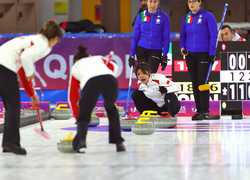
top-left (199, 3), bottom-right (229, 91)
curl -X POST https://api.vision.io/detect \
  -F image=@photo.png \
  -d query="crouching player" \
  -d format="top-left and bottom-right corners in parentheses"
top-left (68, 46), bottom-right (125, 153)
top-left (132, 63), bottom-right (181, 117)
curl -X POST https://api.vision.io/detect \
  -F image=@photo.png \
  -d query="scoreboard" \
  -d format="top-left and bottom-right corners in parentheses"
top-left (172, 41), bottom-right (250, 116)
top-left (220, 42), bottom-right (250, 116)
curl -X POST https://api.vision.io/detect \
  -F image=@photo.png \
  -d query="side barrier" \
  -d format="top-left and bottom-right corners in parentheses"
top-left (0, 102), bottom-right (50, 133)
top-left (0, 33), bottom-right (178, 89)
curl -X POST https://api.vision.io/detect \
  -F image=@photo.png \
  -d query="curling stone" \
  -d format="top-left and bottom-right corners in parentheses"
top-left (52, 109), bottom-right (72, 120)
top-left (116, 105), bottom-right (126, 117)
top-left (89, 113), bottom-right (100, 127)
top-left (139, 110), bottom-right (158, 123)
top-left (132, 121), bottom-right (155, 135)
top-left (22, 109), bottom-right (36, 117)
top-left (140, 110), bottom-right (158, 118)
top-left (20, 109), bottom-right (26, 118)
top-left (57, 132), bottom-right (75, 153)
top-left (120, 117), bottom-right (137, 131)
top-left (95, 107), bottom-right (106, 118)
top-left (151, 116), bottom-right (177, 128)
top-left (52, 103), bottom-right (72, 120)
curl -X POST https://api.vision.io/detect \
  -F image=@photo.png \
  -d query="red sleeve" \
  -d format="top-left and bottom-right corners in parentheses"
top-left (160, 79), bottom-right (172, 87)
top-left (106, 61), bottom-right (115, 72)
top-left (68, 76), bottom-right (80, 119)
top-left (102, 56), bottom-right (116, 72)
top-left (17, 67), bottom-right (35, 97)
top-left (152, 80), bottom-right (160, 84)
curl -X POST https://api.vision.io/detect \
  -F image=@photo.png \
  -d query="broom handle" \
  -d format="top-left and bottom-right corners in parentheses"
top-left (36, 109), bottom-right (45, 131)
top-left (216, 3), bottom-right (229, 48)
top-left (205, 62), bottom-right (213, 83)
top-left (125, 66), bottom-right (134, 116)
top-left (205, 3), bottom-right (228, 83)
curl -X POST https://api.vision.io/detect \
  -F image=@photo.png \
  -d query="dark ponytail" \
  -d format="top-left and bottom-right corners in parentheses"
top-left (134, 62), bottom-right (151, 77)
top-left (40, 20), bottom-right (64, 40)
top-left (74, 45), bottom-right (89, 63)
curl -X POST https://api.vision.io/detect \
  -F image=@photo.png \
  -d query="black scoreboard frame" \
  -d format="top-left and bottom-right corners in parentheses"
top-left (220, 42), bottom-right (250, 117)
top-left (172, 41), bottom-right (250, 117)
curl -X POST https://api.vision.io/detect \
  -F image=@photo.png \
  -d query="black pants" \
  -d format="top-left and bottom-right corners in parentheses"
top-left (186, 52), bottom-right (210, 113)
top-left (0, 65), bottom-right (20, 147)
top-left (136, 46), bottom-right (162, 73)
top-left (132, 90), bottom-right (180, 116)
top-left (77, 75), bottom-right (124, 144)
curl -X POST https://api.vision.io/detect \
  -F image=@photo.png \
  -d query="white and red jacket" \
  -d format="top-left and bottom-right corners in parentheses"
top-left (68, 55), bottom-right (118, 118)
top-left (138, 73), bottom-right (181, 107)
top-left (0, 34), bottom-right (51, 97)
top-left (232, 33), bottom-right (246, 42)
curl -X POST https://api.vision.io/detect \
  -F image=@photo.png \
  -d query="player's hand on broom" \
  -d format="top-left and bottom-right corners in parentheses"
top-left (161, 55), bottom-right (168, 71)
top-left (27, 74), bottom-right (35, 82)
top-left (209, 55), bottom-right (216, 64)
top-left (128, 56), bottom-right (136, 67)
top-left (181, 48), bottom-right (188, 59)
top-left (159, 86), bottom-right (168, 94)
top-left (26, 74), bottom-right (39, 110)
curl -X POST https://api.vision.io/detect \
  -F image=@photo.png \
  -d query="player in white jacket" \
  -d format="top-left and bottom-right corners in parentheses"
top-left (68, 46), bottom-right (125, 153)
top-left (0, 21), bottom-right (63, 155)
top-left (132, 63), bottom-right (181, 117)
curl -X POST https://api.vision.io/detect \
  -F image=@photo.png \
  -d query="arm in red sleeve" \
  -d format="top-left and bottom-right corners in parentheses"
top-left (68, 75), bottom-right (80, 119)
top-left (17, 67), bottom-right (35, 97)
top-left (106, 61), bottom-right (115, 71)
top-left (105, 60), bottom-right (118, 75)
top-left (102, 55), bottom-right (118, 75)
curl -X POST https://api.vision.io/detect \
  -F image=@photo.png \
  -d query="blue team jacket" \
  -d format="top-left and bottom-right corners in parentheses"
top-left (130, 9), bottom-right (170, 56)
top-left (180, 9), bottom-right (218, 56)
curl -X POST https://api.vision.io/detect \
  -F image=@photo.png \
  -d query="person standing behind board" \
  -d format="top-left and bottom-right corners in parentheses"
top-left (220, 25), bottom-right (246, 42)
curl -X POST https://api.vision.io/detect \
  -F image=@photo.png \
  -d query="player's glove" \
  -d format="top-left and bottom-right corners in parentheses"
top-left (181, 48), bottom-right (188, 56)
top-left (209, 55), bottom-right (216, 63)
top-left (159, 86), bottom-right (168, 94)
top-left (181, 48), bottom-right (189, 59)
top-left (128, 56), bottom-right (136, 67)
top-left (161, 55), bottom-right (168, 71)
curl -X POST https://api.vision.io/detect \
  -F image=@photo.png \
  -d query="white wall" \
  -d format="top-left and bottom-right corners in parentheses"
top-left (131, 0), bottom-right (139, 21)
top-left (68, 0), bottom-right (82, 21)
top-left (38, 0), bottom-right (54, 29)
top-left (39, 0), bottom-right (83, 29)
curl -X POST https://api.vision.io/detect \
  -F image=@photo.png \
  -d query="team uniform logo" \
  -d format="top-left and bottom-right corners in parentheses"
top-left (141, 11), bottom-right (150, 22)
top-left (197, 15), bottom-right (203, 24)
top-left (156, 15), bottom-right (161, 24)
top-left (186, 15), bottom-right (193, 24)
